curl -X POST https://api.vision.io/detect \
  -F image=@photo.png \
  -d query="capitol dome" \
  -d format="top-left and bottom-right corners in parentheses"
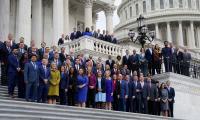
top-left (114, 0), bottom-right (200, 49)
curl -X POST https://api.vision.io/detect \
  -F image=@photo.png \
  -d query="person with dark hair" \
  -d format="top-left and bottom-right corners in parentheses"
top-left (68, 67), bottom-right (77, 106)
top-left (129, 49), bottom-right (140, 74)
top-left (182, 48), bottom-right (191, 76)
top-left (160, 82), bottom-right (169, 117)
top-left (76, 68), bottom-right (88, 107)
top-left (112, 74), bottom-right (118, 111)
top-left (82, 27), bottom-right (93, 36)
top-left (38, 42), bottom-right (46, 61)
top-left (139, 48), bottom-right (148, 77)
top-left (145, 43), bottom-right (153, 75)
top-left (59, 66), bottom-right (69, 105)
top-left (105, 70), bottom-right (113, 110)
top-left (152, 44), bottom-right (162, 75)
top-left (58, 34), bottom-right (65, 46)
top-left (59, 47), bottom-right (66, 64)
top-left (166, 81), bottom-right (175, 117)
top-left (161, 41), bottom-right (172, 72)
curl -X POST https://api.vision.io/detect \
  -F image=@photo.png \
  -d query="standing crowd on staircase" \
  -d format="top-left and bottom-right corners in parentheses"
top-left (0, 29), bottom-right (195, 118)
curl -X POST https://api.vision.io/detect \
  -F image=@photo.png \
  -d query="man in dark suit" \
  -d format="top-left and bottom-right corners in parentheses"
top-left (16, 37), bottom-right (28, 50)
top-left (129, 49), bottom-right (140, 74)
top-left (105, 55), bottom-right (115, 70)
top-left (59, 47), bottom-right (66, 64)
top-left (58, 34), bottom-right (65, 45)
top-left (166, 80), bottom-right (175, 117)
top-left (147, 76), bottom-right (158, 115)
top-left (51, 52), bottom-right (62, 69)
top-left (121, 64), bottom-right (130, 76)
top-left (140, 73), bottom-right (149, 114)
top-left (93, 29), bottom-right (103, 40)
top-left (111, 63), bottom-right (118, 76)
top-left (7, 48), bottom-right (21, 98)
top-left (18, 42), bottom-right (27, 60)
top-left (38, 42), bottom-right (46, 61)
top-left (37, 58), bottom-right (50, 103)
top-left (116, 74), bottom-right (128, 111)
top-left (74, 58), bottom-right (83, 74)
top-left (162, 41), bottom-right (172, 72)
top-left (110, 34), bottom-right (117, 44)
top-left (104, 31), bottom-right (111, 42)
top-left (182, 48), bottom-right (191, 76)
top-left (122, 50), bottom-right (131, 70)
top-left (70, 28), bottom-right (77, 40)
top-left (145, 43), bottom-right (153, 75)
top-left (126, 75), bottom-right (135, 112)
top-left (24, 54), bottom-right (39, 102)
top-left (174, 47), bottom-right (183, 74)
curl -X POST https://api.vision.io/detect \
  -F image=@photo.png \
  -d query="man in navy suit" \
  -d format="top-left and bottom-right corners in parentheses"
top-left (59, 47), bottom-right (66, 64)
top-left (105, 55), bottom-right (115, 70)
top-left (145, 43), bottom-right (153, 75)
top-left (37, 58), bottom-right (50, 103)
top-left (116, 74), bottom-right (128, 111)
top-left (166, 80), bottom-right (175, 117)
top-left (129, 49), bottom-right (140, 74)
top-left (122, 50), bottom-right (131, 70)
top-left (7, 48), bottom-right (21, 98)
top-left (110, 34), bottom-right (117, 44)
top-left (24, 54), bottom-right (39, 102)
top-left (58, 34), bottom-right (65, 45)
top-left (139, 73), bottom-right (149, 114)
top-left (51, 52), bottom-right (62, 69)
top-left (38, 42), bottom-right (46, 61)
top-left (162, 41), bottom-right (172, 72)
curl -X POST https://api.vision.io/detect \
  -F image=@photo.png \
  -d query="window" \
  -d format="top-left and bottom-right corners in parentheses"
top-left (136, 4), bottom-right (139, 15)
top-left (196, 0), bottom-right (200, 9)
top-left (160, 0), bottom-right (164, 9)
top-left (151, 0), bottom-right (155, 10)
top-left (143, 1), bottom-right (147, 13)
top-left (179, 0), bottom-right (183, 8)
top-left (125, 9), bottom-right (128, 20)
top-left (169, 0), bottom-right (174, 8)
top-left (130, 7), bottom-right (132, 18)
top-left (188, 0), bottom-right (192, 8)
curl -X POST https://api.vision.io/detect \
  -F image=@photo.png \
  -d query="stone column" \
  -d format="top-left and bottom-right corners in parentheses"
top-left (197, 27), bottom-right (200, 48)
top-left (16, 0), bottom-right (32, 45)
top-left (0, 0), bottom-right (10, 42)
top-left (31, 0), bottom-right (43, 47)
top-left (84, 0), bottom-right (93, 29)
top-left (188, 21), bottom-right (196, 48)
top-left (167, 22), bottom-right (172, 43)
top-left (155, 23), bottom-right (160, 39)
top-left (64, 0), bottom-right (69, 35)
top-left (53, 0), bottom-right (64, 45)
top-left (178, 21), bottom-right (184, 46)
top-left (105, 6), bottom-right (115, 34)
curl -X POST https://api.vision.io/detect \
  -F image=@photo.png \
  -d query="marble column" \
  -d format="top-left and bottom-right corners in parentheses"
top-left (0, 0), bottom-right (10, 42)
top-left (188, 21), bottom-right (196, 48)
top-left (16, 0), bottom-right (32, 45)
top-left (84, 0), bottom-right (93, 29)
top-left (31, 0), bottom-right (43, 47)
top-left (64, 0), bottom-right (69, 35)
top-left (197, 27), bottom-right (200, 48)
top-left (105, 6), bottom-right (115, 34)
top-left (53, 0), bottom-right (64, 45)
top-left (155, 23), bottom-right (160, 39)
top-left (167, 22), bottom-right (172, 43)
top-left (178, 21), bottom-right (184, 46)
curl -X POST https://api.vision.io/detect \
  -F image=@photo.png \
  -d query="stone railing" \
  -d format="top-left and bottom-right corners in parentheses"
top-left (60, 36), bottom-right (123, 58)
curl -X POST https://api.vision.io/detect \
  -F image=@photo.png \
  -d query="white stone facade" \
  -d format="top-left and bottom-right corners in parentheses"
top-left (0, 0), bottom-right (115, 47)
top-left (115, 0), bottom-right (200, 50)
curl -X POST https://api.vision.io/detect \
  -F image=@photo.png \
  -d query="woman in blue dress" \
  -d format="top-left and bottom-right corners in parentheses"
top-left (82, 27), bottom-right (93, 37)
top-left (76, 68), bottom-right (88, 107)
top-left (105, 70), bottom-right (113, 110)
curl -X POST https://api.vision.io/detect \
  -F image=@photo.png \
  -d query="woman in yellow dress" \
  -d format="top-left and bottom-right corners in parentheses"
top-left (48, 62), bottom-right (60, 104)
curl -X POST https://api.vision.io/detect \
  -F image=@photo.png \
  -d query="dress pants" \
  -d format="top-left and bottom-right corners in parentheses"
top-left (26, 81), bottom-right (37, 102)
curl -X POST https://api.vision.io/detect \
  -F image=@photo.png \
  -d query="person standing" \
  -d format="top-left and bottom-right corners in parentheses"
top-left (59, 66), bottom-right (69, 105)
top-left (122, 50), bottom-right (131, 70)
top-left (129, 50), bottom-right (140, 74)
top-left (112, 74), bottom-right (118, 111)
top-left (105, 70), bottom-right (113, 110)
top-left (68, 67), bottom-right (77, 106)
top-left (161, 41), bottom-right (172, 72)
top-left (24, 54), bottom-right (39, 102)
top-left (182, 48), bottom-right (191, 76)
top-left (37, 58), bottom-right (50, 103)
top-left (48, 62), bottom-right (60, 104)
top-left (58, 34), bottom-right (65, 46)
top-left (166, 81), bottom-right (175, 117)
top-left (76, 68), bottom-right (88, 108)
top-left (139, 48), bottom-right (148, 77)
top-left (145, 43), bottom-right (153, 75)
top-left (160, 82), bottom-right (169, 117)
top-left (152, 44), bottom-right (162, 75)
top-left (7, 48), bottom-right (20, 98)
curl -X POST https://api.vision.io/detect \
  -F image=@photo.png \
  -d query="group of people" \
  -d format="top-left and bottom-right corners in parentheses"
top-left (0, 33), bottom-right (178, 118)
top-left (58, 26), bottom-right (117, 45)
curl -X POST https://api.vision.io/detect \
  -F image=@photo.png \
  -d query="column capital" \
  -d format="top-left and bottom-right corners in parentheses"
top-left (83, 0), bottom-right (93, 8)
top-left (104, 5), bottom-right (116, 16)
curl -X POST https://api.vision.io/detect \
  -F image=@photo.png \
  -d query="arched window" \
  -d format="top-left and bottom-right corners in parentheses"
top-left (188, 0), bottom-right (192, 8)
top-left (169, 0), bottom-right (174, 8)
top-left (143, 1), bottom-right (147, 13)
top-left (130, 6), bottom-right (132, 17)
top-left (160, 0), bottom-right (164, 9)
top-left (151, 0), bottom-right (155, 10)
top-left (136, 4), bottom-right (139, 15)
top-left (179, 0), bottom-right (183, 8)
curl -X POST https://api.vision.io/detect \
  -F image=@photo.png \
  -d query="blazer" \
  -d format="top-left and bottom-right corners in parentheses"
top-left (145, 49), bottom-right (153, 62)
top-left (38, 65), bottom-right (51, 85)
top-left (60, 72), bottom-right (69, 89)
top-left (7, 54), bottom-right (20, 74)
top-left (116, 80), bottom-right (128, 99)
top-left (38, 48), bottom-right (45, 60)
top-left (58, 38), bottom-right (64, 45)
top-left (161, 47), bottom-right (172, 59)
top-left (128, 80), bottom-right (136, 98)
top-left (59, 52), bottom-right (66, 64)
top-left (129, 54), bottom-right (140, 64)
top-left (122, 55), bottom-right (130, 66)
top-left (167, 87), bottom-right (175, 102)
top-left (24, 62), bottom-right (39, 83)
top-left (147, 83), bottom-right (158, 101)
top-left (105, 59), bottom-right (115, 70)
top-left (140, 82), bottom-right (149, 99)
top-left (96, 77), bottom-right (106, 93)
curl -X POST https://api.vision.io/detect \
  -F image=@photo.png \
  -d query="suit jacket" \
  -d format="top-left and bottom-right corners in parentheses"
top-left (8, 54), bottom-right (20, 74)
top-left (24, 62), bottom-right (39, 83)
top-left (145, 48), bottom-right (153, 62)
top-left (60, 72), bottom-right (69, 89)
top-left (59, 52), bottom-right (66, 64)
top-left (58, 38), bottom-right (64, 45)
top-left (161, 47), bottom-right (172, 59)
top-left (116, 80), bottom-right (128, 99)
top-left (16, 43), bottom-right (28, 50)
top-left (128, 80), bottom-right (136, 98)
top-left (104, 35), bottom-right (111, 42)
top-left (167, 87), bottom-right (175, 102)
top-left (1, 44), bottom-right (12, 64)
top-left (111, 37), bottom-right (117, 44)
top-left (38, 48), bottom-right (45, 60)
top-left (121, 68), bottom-right (130, 75)
top-left (129, 54), bottom-right (140, 64)
top-left (96, 77), bottom-right (106, 93)
top-left (140, 82), bottom-right (149, 99)
top-left (105, 59), bottom-right (115, 70)
top-left (38, 65), bottom-right (51, 85)
top-left (122, 55), bottom-right (130, 66)
top-left (147, 82), bottom-right (158, 101)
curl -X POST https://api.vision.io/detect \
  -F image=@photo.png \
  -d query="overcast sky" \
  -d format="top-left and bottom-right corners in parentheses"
top-left (96, 0), bottom-right (122, 31)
